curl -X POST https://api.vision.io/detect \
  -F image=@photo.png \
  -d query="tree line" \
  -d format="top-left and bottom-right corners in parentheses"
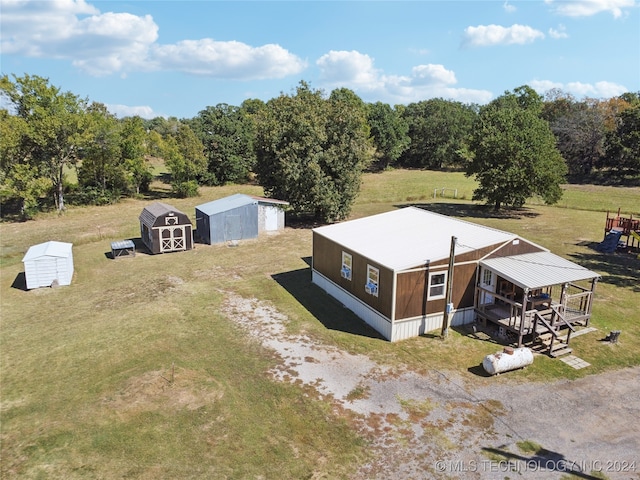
top-left (1, 74), bottom-right (638, 222)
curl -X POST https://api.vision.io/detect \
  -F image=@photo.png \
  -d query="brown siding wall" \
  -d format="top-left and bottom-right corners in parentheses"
top-left (313, 234), bottom-right (541, 323)
top-left (312, 232), bottom-right (394, 319)
top-left (395, 262), bottom-right (478, 320)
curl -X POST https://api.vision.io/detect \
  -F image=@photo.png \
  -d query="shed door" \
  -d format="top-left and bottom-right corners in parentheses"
top-left (160, 226), bottom-right (186, 252)
top-left (35, 258), bottom-right (57, 287)
top-left (264, 206), bottom-right (279, 231)
top-left (225, 215), bottom-right (242, 241)
top-left (480, 267), bottom-right (495, 305)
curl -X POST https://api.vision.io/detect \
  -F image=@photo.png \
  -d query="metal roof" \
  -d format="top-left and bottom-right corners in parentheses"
top-left (248, 195), bottom-right (289, 206)
top-left (195, 194), bottom-right (257, 216)
top-left (196, 194), bottom-right (289, 216)
top-left (313, 207), bottom-right (517, 271)
top-left (480, 251), bottom-right (600, 289)
top-left (23, 241), bottom-right (73, 261)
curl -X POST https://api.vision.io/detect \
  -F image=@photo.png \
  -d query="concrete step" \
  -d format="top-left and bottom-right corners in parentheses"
top-left (550, 345), bottom-right (573, 358)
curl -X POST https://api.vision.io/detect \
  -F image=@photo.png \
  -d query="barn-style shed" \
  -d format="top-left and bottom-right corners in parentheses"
top-left (139, 202), bottom-right (194, 254)
top-left (195, 194), bottom-right (288, 245)
top-left (22, 241), bottom-right (74, 289)
top-left (312, 207), bottom-right (599, 349)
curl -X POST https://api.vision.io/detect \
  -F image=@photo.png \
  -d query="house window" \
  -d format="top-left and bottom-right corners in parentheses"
top-left (341, 252), bottom-right (352, 280)
top-left (428, 271), bottom-right (447, 299)
top-left (365, 265), bottom-right (379, 297)
top-left (482, 268), bottom-right (492, 286)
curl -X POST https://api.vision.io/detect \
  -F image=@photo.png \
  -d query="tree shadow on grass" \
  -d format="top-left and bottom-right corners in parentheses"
top-left (571, 242), bottom-right (640, 291)
top-left (395, 202), bottom-right (540, 220)
top-left (271, 258), bottom-right (385, 340)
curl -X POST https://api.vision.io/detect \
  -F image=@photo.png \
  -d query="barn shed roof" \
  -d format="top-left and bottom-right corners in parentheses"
top-left (313, 207), bottom-right (516, 271)
top-left (139, 202), bottom-right (187, 226)
top-left (23, 241), bottom-right (73, 261)
top-left (480, 251), bottom-right (600, 289)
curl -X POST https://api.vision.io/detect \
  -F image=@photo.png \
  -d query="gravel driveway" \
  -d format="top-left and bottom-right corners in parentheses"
top-left (223, 293), bottom-right (640, 480)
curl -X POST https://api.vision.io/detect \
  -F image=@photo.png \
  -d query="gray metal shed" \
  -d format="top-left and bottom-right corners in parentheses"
top-left (195, 194), bottom-right (288, 245)
top-left (22, 241), bottom-right (74, 289)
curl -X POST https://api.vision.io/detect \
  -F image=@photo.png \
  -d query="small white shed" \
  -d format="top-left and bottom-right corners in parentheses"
top-left (22, 241), bottom-right (74, 289)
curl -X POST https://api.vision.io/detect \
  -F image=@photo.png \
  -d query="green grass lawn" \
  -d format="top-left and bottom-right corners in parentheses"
top-left (1, 169), bottom-right (639, 478)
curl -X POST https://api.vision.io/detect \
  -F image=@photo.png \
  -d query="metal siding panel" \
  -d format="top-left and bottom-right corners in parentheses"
top-left (390, 307), bottom-right (475, 341)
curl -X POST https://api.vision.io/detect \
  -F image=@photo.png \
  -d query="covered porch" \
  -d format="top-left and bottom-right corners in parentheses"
top-left (474, 251), bottom-right (600, 357)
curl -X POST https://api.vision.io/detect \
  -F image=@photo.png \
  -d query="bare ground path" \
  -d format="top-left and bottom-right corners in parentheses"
top-left (222, 293), bottom-right (640, 480)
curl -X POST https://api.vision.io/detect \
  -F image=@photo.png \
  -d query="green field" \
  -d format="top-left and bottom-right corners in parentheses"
top-left (1, 170), bottom-right (639, 479)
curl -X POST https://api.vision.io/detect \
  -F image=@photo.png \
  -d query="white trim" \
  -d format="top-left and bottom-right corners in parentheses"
top-left (428, 271), bottom-right (447, 300)
top-left (366, 264), bottom-right (379, 297)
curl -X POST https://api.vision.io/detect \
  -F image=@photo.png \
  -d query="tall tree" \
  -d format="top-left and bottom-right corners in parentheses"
top-left (603, 102), bottom-right (640, 177)
top-left (366, 102), bottom-right (410, 170)
top-left (191, 104), bottom-right (256, 185)
top-left (0, 109), bottom-right (51, 218)
top-left (467, 87), bottom-right (567, 210)
top-left (400, 98), bottom-right (477, 169)
top-left (120, 116), bottom-right (152, 195)
top-left (163, 123), bottom-right (207, 197)
top-left (255, 82), bottom-right (371, 222)
top-left (546, 99), bottom-right (605, 177)
top-left (77, 103), bottom-right (126, 199)
top-left (0, 74), bottom-right (89, 211)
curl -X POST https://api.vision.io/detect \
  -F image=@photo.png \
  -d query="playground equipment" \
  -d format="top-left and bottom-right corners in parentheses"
top-left (599, 209), bottom-right (640, 254)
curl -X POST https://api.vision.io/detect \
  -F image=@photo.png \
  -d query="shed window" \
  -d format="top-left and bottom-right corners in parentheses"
top-left (428, 271), bottom-right (447, 299)
top-left (166, 216), bottom-right (178, 225)
top-left (365, 265), bottom-right (379, 297)
top-left (340, 252), bottom-right (352, 280)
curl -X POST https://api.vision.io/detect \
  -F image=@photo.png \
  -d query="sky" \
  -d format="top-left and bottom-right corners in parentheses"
top-left (1, 0), bottom-right (639, 120)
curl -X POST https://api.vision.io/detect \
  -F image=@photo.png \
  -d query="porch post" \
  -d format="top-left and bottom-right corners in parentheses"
top-left (519, 288), bottom-right (529, 347)
top-left (586, 277), bottom-right (599, 327)
top-left (557, 283), bottom-right (568, 327)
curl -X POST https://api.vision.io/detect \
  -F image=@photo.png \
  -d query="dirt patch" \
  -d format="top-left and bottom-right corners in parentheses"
top-left (222, 293), bottom-right (640, 480)
top-left (101, 367), bottom-right (222, 417)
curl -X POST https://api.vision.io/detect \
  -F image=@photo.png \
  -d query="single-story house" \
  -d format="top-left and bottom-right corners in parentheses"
top-left (22, 241), bottom-right (74, 289)
top-left (139, 202), bottom-right (194, 254)
top-left (195, 193), bottom-right (288, 245)
top-left (312, 207), bottom-right (600, 352)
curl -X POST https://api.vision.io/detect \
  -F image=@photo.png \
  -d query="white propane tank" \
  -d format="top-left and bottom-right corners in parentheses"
top-left (482, 347), bottom-right (534, 376)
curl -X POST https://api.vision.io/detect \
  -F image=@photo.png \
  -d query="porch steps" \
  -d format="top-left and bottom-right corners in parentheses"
top-left (549, 344), bottom-right (573, 358)
top-left (531, 332), bottom-right (572, 357)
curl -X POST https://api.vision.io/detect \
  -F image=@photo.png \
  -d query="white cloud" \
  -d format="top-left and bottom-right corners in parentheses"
top-left (151, 40), bottom-right (306, 79)
top-left (503, 1), bottom-right (517, 13)
top-left (411, 64), bottom-right (457, 86)
top-left (548, 24), bottom-right (569, 39)
top-left (545, 0), bottom-right (636, 18)
top-left (530, 79), bottom-right (629, 98)
top-left (462, 24), bottom-right (545, 47)
top-left (316, 50), bottom-right (381, 87)
top-left (106, 103), bottom-right (157, 119)
top-left (0, 0), bottom-right (305, 79)
top-left (566, 80), bottom-right (630, 97)
top-left (316, 50), bottom-right (492, 105)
